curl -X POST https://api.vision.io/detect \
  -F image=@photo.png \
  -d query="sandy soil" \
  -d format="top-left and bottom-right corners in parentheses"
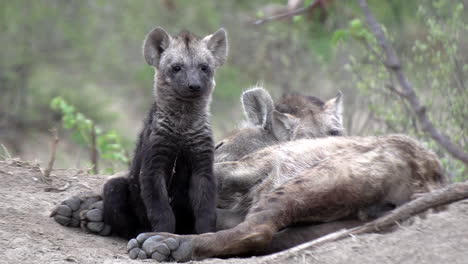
top-left (0, 159), bottom-right (466, 264)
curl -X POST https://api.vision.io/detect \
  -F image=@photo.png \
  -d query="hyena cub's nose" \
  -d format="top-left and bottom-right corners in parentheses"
top-left (189, 84), bottom-right (201, 92)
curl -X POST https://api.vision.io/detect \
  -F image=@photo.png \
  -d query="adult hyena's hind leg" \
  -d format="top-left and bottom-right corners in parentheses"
top-left (126, 166), bottom-right (370, 261)
top-left (50, 192), bottom-right (111, 235)
top-left (125, 179), bottom-right (306, 261)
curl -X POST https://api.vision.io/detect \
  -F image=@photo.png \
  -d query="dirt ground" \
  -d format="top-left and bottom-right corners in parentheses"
top-left (0, 159), bottom-right (467, 264)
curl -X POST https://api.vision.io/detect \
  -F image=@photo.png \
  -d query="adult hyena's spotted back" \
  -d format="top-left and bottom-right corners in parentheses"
top-left (216, 133), bottom-right (446, 225)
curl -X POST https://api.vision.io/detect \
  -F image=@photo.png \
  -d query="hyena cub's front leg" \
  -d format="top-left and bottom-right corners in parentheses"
top-left (50, 193), bottom-right (111, 236)
top-left (139, 142), bottom-right (177, 233)
top-left (189, 145), bottom-right (217, 234)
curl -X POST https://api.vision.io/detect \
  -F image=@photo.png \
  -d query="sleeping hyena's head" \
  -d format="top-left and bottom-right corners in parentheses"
top-left (275, 91), bottom-right (344, 138)
top-left (143, 27), bottom-right (228, 101)
top-left (214, 87), bottom-right (345, 162)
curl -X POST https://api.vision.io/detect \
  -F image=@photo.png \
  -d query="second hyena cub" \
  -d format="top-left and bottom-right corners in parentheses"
top-left (100, 27), bottom-right (227, 238)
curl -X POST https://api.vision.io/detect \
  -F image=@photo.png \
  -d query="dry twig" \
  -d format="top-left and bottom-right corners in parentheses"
top-left (358, 0), bottom-right (468, 165)
top-left (253, 0), bottom-right (329, 25)
top-left (0, 144), bottom-right (12, 159)
top-left (90, 124), bottom-right (99, 174)
top-left (42, 128), bottom-right (59, 181)
top-left (44, 182), bottom-right (71, 193)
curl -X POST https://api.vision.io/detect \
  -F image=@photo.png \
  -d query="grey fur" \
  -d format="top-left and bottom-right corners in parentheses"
top-left (101, 27), bottom-right (229, 238)
top-left (215, 87), bottom-right (344, 163)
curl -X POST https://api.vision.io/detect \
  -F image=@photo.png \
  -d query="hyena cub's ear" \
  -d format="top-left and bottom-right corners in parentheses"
top-left (271, 111), bottom-right (299, 141)
top-left (324, 91), bottom-right (344, 123)
top-left (143, 27), bottom-right (172, 68)
top-left (241, 87), bottom-right (274, 129)
top-left (203, 28), bottom-right (228, 67)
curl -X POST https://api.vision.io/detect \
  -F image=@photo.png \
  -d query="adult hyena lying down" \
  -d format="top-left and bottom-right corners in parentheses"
top-left (127, 135), bottom-right (444, 261)
top-left (50, 87), bottom-right (344, 236)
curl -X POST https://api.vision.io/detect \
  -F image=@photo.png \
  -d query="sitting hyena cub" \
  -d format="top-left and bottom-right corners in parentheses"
top-left (52, 27), bottom-right (228, 239)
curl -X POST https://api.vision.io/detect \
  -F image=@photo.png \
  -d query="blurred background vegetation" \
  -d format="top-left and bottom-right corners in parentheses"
top-left (0, 0), bottom-right (466, 179)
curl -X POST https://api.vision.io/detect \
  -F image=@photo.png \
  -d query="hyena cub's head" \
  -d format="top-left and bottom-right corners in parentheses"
top-left (214, 87), bottom-right (344, 162)
top-left (143, 27), bottom-right (228, 101)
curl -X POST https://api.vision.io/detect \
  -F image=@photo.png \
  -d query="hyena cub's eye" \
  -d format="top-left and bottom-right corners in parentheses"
top-left (172, 65), bottom-right (182, 73)
top-left (200, 64), bottom-right (209, 73)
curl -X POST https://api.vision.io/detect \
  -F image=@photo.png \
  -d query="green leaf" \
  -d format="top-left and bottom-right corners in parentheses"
top-left (332, 29), bottom-right (349, 45)
top-left (256, 10), bottom-right (264, 18)
top-left (293, 15), bottom-right (303, 24)
top-left (50, 97), bottom-right (64, 110)
top-left (349, 19), bottom-right (363, 30)
top-left (62, 115), bottom-right (76, 129)
top-left (104, 168), bottom-right (115, 174)
top-left (303, 0), bottom-right (314, 8)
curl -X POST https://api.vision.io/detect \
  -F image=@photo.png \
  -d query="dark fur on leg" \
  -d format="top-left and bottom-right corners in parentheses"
top-left (189, 144), bottom-right (217, 234)
top-left (139, 140), bottom-right (177, 233)
top-left (103, 177), bottom-right (140, 239)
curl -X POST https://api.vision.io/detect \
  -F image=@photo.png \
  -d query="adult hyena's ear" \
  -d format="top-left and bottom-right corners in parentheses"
top-left (271, 110), bottom-right (299, 141)
top-left (203, 28), bottom-right (228, 67)
top-left (324, 91), bottom-right (344, 125)
top-left (143, 27), bottom-right (172, 68)
top-left (241, 87), bottom-right (274, 129)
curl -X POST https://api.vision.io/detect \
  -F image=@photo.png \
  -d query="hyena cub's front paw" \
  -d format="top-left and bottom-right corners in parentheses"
top-left (50, 194), bottom-right (111, 235)
top-left (79, 200), bottom-right (111, 236)
top-left (127, 233), bottom-right (194, 262)
top-left (51, 196), bottom-right (90, 227)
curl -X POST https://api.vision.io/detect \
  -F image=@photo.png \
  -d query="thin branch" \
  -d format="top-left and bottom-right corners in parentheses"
top-left (383, 82), bottom-right (419, 132)
top-left (453, 56), bottom-right (466, 93)
top-left (161, 0), bottom-right (176, 11)
top-left (265, 181), bottom-right (468, 261)
top-left (0, 144), bottom-right (12, 159)
top-left (90, 124), bottom-right (98, 174)
top-left (363, 40), bottom-right (386, 67)
top-left (43, 128), bottom-right (59, 181)
top-left (358, 0), bottom-right (468, 165)
top-left (385, 83), bottom-right (407, 98)
top-left (44, 182), bottom-right (71, 193)
top-left (253, 0), bottom-right (325, 25)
